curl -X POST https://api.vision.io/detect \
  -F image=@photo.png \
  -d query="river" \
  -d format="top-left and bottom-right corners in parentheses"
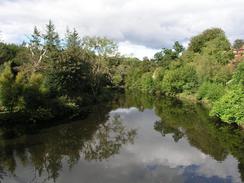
top-left (0, 93), bottom-right (244, 183)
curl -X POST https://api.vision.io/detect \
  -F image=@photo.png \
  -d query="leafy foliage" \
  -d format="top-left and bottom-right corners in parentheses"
top-left (0, 25), bottom-right (243, 126)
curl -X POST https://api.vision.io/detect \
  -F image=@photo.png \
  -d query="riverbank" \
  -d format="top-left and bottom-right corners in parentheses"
top-left (0, 88), bottom-right (123, 138)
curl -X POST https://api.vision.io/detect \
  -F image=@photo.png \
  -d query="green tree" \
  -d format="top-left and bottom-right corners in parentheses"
top-left (82, 36), bottom-right (118, 57)
top-left (161, 65), bottom-right (198, 95)
top-left (43, 20), bottom-right (60, 52)
top-left (211, 62), bottom-right (244, 124)
top-left (154, 41), bottom-right (184, 66)
top-left (65, 28), bottom-right (81, 50)
top-left (0, 43), bottom-right (25, 65)
top-left (173, 41), bottom-right (185, 55)
top-left (233, 39), bottom-right (244, 49)
top-left (188, 28), bottom-right (226, 53)
top-left (0, 63), bottom-right (21, 111)
top-left (29, 26), bottom-right (42, 54)
top-left (46, 51), bottom-right (91, 98)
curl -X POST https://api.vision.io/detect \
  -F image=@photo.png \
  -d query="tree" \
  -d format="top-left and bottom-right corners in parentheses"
top-left (28, 26), bottom-right (48, 72)
top-left (0, 63), bottom-right (21, 111)
top-left (81, 36), bottom-right (118, 57)
top-left (46, 51), bottom-right (91, 98)
top-left (161, 65), bottom-right (198, 95)
top-left (0, 43), bottom-right (25, 65)
top-left (233, 39), bottom-right (244, 49)
top-left (188, 28), bottom-right (225, 53)
top-left (65, 28), bottom-right (81, 50)
top-left (210, 62), bottom-right (244, 124)
top-left (153, 41), bottom-right (184, 66)
top-left (173, 41), bottom-right (184, 55)
top-left (29, 26), bottom-right (42, 53)
top-left (43, 20), bottom-right (60, 52)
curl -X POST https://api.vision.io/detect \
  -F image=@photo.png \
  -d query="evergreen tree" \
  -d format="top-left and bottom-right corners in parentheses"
top-left (29, 26), bottom-right (42, 55)
top-left (31, 27), bottom-right (42, 48)
top-left (43, 20), bottom-right (60, 52)
top-left (65, 28), bottom-right (81, 50)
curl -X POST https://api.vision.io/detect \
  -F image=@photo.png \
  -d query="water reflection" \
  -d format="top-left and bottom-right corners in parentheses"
top-left (83, 115), bottom-right (136, 161)
top-left (0, 106), bottom-right (136, 182)
top-left (0, 93), bottom-right (244, 183)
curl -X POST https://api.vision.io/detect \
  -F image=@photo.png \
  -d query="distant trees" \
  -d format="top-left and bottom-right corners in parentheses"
top-left (82, 36), bottom-right (118, 57)
top-left (0, 24), bottom-right (243, 126)
top-left (125, 28), bottom-right (243, 125)
top-left (233, 39), bottom-right (244, 49)
top-left (153, 41), bottom-right (184, 66)
top-left (65, 28), bottom-right (82, 50)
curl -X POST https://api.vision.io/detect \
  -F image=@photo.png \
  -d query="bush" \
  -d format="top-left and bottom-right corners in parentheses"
top-left (140, 72), bottom-right (155, 94)
top-left (161, 65), bottom-right (198, 95)
top-left (230, 62), bottom-right (244, 86)
top-left (197, 82), bottom-right (225, 102)
top-left (210, 87), bottom-right (244, 125)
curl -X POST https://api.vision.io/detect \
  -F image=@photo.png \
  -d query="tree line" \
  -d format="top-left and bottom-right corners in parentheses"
top-left (125, 28), bottom-right (244, 126)
top-left (0, 23), bottom-right (243, 126)
top-left (0, 20), bottom-right (138, 124)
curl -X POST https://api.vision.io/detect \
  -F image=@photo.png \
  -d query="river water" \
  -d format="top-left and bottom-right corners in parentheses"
top-left (0, 93), bottom-right (244, 183)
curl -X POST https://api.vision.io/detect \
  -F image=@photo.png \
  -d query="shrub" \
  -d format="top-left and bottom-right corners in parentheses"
top-left (140, 72), bottom-right (155, 94)
top-left (197, 82), bottom-right (225, 102)
top-left (230, 62), bottom-right (244, 86)
top-left (161, 65), bottom-right (198, 95)
top-left (210, 87), bottom-right (244, 125)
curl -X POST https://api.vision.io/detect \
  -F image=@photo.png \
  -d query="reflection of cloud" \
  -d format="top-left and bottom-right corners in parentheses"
top-left (196, 155), bottom-right (241, 182)
top-left (110, 107), bottom-right (138, 115)
top-left (108, 107), bottom-right (243, 183)
top-left (2, 107), bottom-right (243, 183)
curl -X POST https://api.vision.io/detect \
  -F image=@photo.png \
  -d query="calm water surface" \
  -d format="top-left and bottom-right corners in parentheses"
top-left (1, 93), bottom-right (244, 183)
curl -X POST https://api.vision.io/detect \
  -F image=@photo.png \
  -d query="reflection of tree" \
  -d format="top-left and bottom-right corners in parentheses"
top-left (0, 110), bottom-right (136, 182)
top-left (83, 115), bottom-right (136, 161)
top-left (0, 165), bottom-right (7, 181)
top-left (154, 120), bottom-right (184, 142)
top-left (125, 91), bottom-right (244, 182)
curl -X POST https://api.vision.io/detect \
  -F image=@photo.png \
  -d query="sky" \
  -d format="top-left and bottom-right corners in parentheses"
top-left (0, 0), bottom-right (244, 59)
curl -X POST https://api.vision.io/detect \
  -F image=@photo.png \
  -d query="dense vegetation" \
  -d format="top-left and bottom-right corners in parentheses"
top-left (0, 23), bottom-right (243, 126)
top-left (125, 28), bottom-right (244, 126)
top-left (0, 21), bottom-right (137, 125)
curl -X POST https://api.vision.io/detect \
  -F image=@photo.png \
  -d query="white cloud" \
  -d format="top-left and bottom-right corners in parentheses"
top-left (118, 41), bottom-right (158, 59)
top-left (1, 0), bottom-right (244, 58)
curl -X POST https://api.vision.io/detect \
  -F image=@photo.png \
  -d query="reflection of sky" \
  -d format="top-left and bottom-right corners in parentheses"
top-left (2, 107), bottom-right (243, 183)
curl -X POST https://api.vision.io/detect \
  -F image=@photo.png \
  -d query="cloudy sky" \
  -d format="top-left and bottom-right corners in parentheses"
top-left (0, 0), bottom-right (244, 58)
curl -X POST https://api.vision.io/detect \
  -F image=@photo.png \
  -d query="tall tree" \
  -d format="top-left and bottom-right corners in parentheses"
top-left (65, 28), bottom-right (81, 50)
top-left (30, 26), bottom-right (42, 50)
top-left (43, 20), bottom-right (60, 52)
